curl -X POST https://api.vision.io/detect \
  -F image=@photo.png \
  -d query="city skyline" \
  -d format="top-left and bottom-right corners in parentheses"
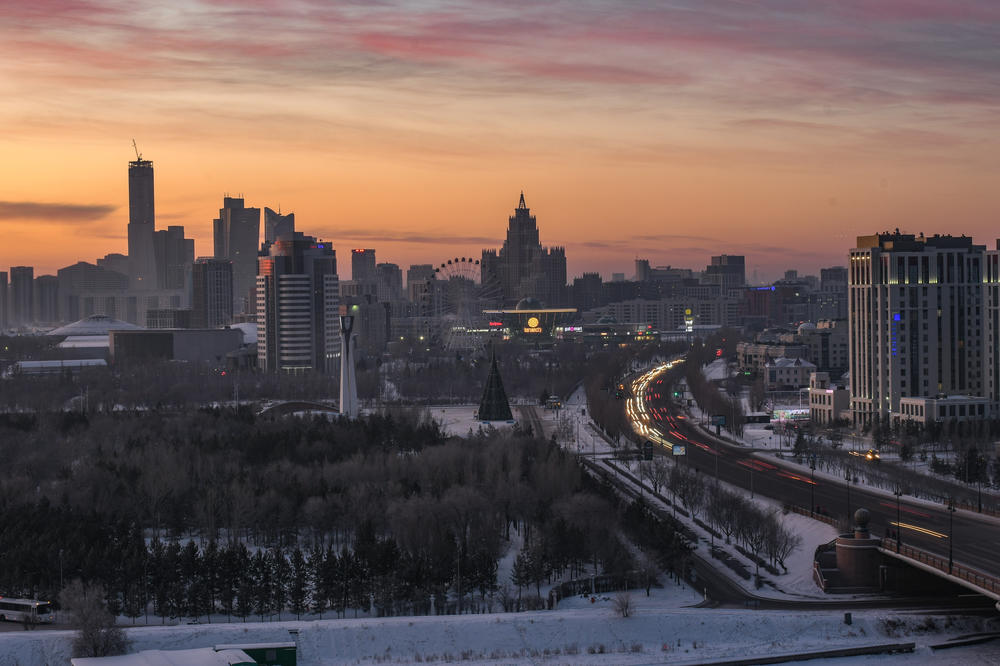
top-left (3, 2), bottom-right (1000, 280)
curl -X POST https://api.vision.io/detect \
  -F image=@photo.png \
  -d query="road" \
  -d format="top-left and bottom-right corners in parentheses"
top-left (631, 366), bottom-right (1000, 582)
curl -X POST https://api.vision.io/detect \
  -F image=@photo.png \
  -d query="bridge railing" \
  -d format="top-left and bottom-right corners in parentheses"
top-left (880, 538), bottom-right (1000, 597)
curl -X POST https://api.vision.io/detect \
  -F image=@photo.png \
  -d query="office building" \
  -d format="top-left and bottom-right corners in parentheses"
top-left (153, 225), bottom-right (194, 290)
top-left (376, 262), bottom-right (403, 302)
top-left (97, 253), bottom-right (129, 277)
top-left (256, 233), bottom-right (339, 372)
top-left (406, 264), bottom-right (435, 303)
top-left (849, 232), bottom-right (985, 426)
top-left (481, 193), bottom-right (567, 306)
top-left (213, 197), bottom-right (260, 315)
top-left (191, 258), bottom-right (234, 328)
top-left (0, 271), bottom-right (7, 331)
top-left (34, 275), bottom-right (59, 325)
top-left (264, 207), bottom-right (295, 244)
top-left (351, 249), bottom-right (376, 283)
top-left (10, 266), bottom-right (34, 326)
top-left (703, 255), bottom-right (746, 290)
top-left (127, 155), bottom-right (157, 289)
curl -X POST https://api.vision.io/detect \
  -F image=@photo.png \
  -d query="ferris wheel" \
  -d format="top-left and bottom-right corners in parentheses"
top-left (420, 257), bottom-right (503, 350)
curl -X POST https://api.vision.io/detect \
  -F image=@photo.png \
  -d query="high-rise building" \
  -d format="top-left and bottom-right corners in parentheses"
top-left (572, 272), bottom-right (603, 311)
top-left (849, 232), bottom-right (985, 426)
top-left (376, 262), bottom-right (403, 302)
top-left (406, 264), bottom-right (435, 303)
top-left (127, 156), bottom-right (157, 290)
top-left (0, 271), bottom-right (7, 331)
top-left (351, 249), bottom-right (376, 283)
top-left (481, 193), bottom-right (567, 306)
top-left (10, 266), bottom-right (34, 326)
top-left (97, 253), bottom-right (129, 277)
top-left (34, 275), bottom-right (59, 324)
top-left (703, 255), bottom-right (746, 290)
top-left (256, 233), bottom-right (339, 372)
top-left (264, 207), bottom-right (295, 245)
top-left (191, 258), bottom-right (233, 328)
top-left (153, 225), bottom-right (195, 290)
top-left (213, 197), bottom-right (260, 315)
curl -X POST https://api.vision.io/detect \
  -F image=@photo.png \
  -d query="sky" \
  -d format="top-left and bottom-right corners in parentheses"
top-left (2, 1), bottom-right (1000, 282)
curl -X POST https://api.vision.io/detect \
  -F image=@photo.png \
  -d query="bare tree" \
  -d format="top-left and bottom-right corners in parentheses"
top-left (59, 579), bottom-right (130, 658)
top-left (613, 592), bottom-right (634, 618)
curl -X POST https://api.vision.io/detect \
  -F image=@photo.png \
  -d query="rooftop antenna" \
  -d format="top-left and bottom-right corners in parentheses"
top-left (131, 139), bottom-right (142, 161)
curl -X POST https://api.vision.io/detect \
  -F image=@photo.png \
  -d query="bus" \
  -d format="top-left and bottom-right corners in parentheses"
top-left (0, 597), bottom-right (56, 624)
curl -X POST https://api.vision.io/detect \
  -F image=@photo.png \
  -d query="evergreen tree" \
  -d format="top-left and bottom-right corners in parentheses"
top-left (289, 547), bottom-right (308, 620)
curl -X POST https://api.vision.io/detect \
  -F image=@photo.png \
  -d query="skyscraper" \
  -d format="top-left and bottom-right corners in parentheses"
top-left (127, 155), bottom-right (157, 290)
top-left (34, 275), bottom-right (59, 324)
top-left (264, 207), bottom-right (295, 244)
top-left (10, 266), bottom-right (34, 326)
top-left (153, 225), bottom-right (194, 290)
top-left (481, 193), bottom-right (566, 306)
top-left (849, 232), bottom-right (985, 426)
top-left (0, 272), bottom-right (7, 331)
top-left (376, 262), bottom-right (403, 302)
top-left (256, 233), bottom-right (339, 372)
top-left (213, 197), bottom-right (260, 315)
top-left (191, 258), bottom-right (233, 328)
top-left (352, 249), bottom-right (376, 283)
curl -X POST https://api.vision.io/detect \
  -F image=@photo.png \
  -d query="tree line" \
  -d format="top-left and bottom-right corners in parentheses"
top-left (0, 408), bottom-right (659, 617)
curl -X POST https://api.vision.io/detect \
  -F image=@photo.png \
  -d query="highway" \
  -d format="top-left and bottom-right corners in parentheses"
top-left (628, 364), bottom-right (1000, 583)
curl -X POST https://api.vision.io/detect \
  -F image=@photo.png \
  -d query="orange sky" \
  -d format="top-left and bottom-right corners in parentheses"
top-left (2, 1), bottom-right (1000, 282)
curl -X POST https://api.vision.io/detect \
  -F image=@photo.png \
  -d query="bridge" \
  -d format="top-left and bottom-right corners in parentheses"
top-left (880, 538), bottom-right (1000, 606)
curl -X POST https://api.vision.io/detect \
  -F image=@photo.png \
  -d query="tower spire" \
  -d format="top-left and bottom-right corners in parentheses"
top-left (518, 191), bottom-right (526, 209)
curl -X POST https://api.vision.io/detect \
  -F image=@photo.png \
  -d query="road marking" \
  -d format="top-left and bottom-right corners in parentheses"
top-left (890, 521), bottom-right (946, 539)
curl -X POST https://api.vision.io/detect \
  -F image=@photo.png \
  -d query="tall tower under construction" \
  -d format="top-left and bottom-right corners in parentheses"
top-left (127, 149), bottom-right (157, 290)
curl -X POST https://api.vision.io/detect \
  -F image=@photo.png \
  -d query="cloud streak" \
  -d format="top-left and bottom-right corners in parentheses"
top-left (0, 201), bottom-right (117, 221)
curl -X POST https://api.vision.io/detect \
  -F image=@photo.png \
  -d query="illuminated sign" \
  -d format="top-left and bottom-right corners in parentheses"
top-left (523, 327), bottom-right (543, 333)
top-left (772, 408), bottom-right (809, 422)
top-left (489, 321), bottom-right (504, 327)
top-left (527, 316), bottom-right (540, 328)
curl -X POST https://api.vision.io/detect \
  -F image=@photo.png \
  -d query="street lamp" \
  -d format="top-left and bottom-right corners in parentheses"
top-left (809, 456), bottom-right (817, 517)
top-left (948, 497), bottom-right (956, 575)
top-left (893, 486), bottom-right (903, 553)
top-left (844, 466), bottom-right (852, 521)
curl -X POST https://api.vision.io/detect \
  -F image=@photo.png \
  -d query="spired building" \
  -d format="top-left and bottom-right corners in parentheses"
top-left (849, 232), bottom-right (986, 426)
top-left (256, 233), bottom-right (339, 373)
top-left (264, 207), bottom-right (295, 245)
top-left (482, 193), bottom-right (567, 307)
top-left (213, 197), bottom-right (261, 316)
top-left (127, 155), bottom-right (157, 290)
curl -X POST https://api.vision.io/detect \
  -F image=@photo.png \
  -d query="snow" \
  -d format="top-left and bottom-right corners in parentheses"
top-left (4, 606), bottom-right (996, 665)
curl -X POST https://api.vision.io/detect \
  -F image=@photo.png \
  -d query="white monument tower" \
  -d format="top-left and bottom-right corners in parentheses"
top-left (339, 306), bottom-right (359, 418)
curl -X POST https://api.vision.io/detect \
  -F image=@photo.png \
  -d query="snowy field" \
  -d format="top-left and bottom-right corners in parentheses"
top-left (2, 603), bottom-right (997, 665)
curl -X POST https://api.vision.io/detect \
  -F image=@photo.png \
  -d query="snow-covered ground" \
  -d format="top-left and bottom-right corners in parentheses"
top-left (3, 604), bottom-right (997, 665)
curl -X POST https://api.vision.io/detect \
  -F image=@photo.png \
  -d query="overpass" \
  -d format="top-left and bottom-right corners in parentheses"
top-left (880, 538), bottom-right (1000, 606)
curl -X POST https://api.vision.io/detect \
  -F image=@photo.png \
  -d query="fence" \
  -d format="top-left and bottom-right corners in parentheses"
top-left (880, 538), bottom-right (1000, 598)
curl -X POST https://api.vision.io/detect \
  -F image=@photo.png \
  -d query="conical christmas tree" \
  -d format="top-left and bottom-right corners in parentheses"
top-left (478, 346), bottom-right (513, 421)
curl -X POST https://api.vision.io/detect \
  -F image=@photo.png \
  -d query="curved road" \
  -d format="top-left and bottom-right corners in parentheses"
top-left (632, 366), bottom-right (1000, 584)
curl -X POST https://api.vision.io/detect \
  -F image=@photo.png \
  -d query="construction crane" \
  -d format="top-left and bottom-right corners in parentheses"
top-left (132, 139), bottom-right (142, 161)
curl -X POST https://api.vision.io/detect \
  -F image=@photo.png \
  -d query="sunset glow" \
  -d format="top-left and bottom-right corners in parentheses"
top-left (3, 1), bottom-right (1000, 280)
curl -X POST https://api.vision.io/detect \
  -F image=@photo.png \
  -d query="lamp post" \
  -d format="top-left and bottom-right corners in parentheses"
top-left (844, 466), bottom-right (852, 520)
top-left (948, 497), bottom-right (956, 575)
top-left (893, 486), bottom-right (903, 553)
top-left (809, 456), bottom-right (816, 517)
